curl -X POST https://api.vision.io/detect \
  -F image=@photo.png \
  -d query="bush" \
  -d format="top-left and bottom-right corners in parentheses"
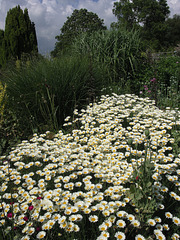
top-left (2, 55), bottom-right (109, 139)
top-left (0, 80), bottom-right (6, 123)
top-left (71, 27), bottom-right (145, 94)
top-left (137, 55), bottom-right (180, 108)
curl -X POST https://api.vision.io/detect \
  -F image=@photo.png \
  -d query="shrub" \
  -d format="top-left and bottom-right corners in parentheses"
top-left (0, 81), bottom-right (6, 123)
top-left (3, 55), bottom-right (108, 138)
top-left (138, 55), bottom-right (180, 108)
top-left (71, 27), bottom-right (145, 94)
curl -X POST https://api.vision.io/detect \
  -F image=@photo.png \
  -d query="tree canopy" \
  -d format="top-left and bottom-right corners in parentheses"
top-left (51, 8), bottom-right (107, 57)
top-left (0, 5), bottom-right (38, 67)
top-left (112, 0), bottom-right (170, 50)
top-left (165, 14), bottom-right (180, 47)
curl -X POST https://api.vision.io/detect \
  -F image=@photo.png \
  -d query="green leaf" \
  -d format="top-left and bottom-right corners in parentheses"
top-left (136, 193), bottom-right (143, 200)
top-left (4, 227), bottom-right (11, 235)
top-left (130, 184), bottom-right (136, 193)
top-left (146, 182), bottom-right (152, 188)
top-left (14, 234), bottom-right (22, 240)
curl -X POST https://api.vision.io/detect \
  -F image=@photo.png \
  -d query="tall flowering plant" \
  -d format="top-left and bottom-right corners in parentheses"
top-left (127, 130), bottom-right (158, 224)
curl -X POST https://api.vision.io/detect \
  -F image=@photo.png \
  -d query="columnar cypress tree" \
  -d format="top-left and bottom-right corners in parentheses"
top-left (2, 5), bottom-right (38, 65)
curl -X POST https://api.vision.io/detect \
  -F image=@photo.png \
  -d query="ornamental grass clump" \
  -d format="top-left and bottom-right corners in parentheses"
top-left (0, 81), bottom-right (6, 123)
top-left (0, 93), bottom-right (180, 240)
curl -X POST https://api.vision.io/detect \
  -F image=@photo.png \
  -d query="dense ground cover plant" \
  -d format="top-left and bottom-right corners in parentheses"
top-left (138, 55), bottom-right (180, 108)
top-left (0, 94), bottom-right (179, 240)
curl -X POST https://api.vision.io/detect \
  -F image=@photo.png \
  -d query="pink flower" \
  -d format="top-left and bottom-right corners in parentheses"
top-left (136, 176), bottom-right (139, 180)
top-left (37, 197), bottom-right (42, 200)
top-left (28, 205), bottom-right (34, 211)
top-left (150, 78), bottom-right (156, 82)
top-left (23, 216), bottom-right (28, 221)
top-left (7, 212), bottom-right (13, 218)
top-left (36, 227), bottom-right (41, 231)
top-left (148, 90), bottom-right (151, 93)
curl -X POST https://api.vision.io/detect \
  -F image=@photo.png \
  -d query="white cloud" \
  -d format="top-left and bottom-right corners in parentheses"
top-left (168, 0), bottom-right (180, 17)
top-left (78, 0), bottom-right (116, 27)
top-left (0, 0), bottom-right (179, 55)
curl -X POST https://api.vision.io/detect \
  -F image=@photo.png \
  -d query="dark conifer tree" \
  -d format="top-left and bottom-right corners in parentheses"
top-left (1, 5), bottom-right (38, 65)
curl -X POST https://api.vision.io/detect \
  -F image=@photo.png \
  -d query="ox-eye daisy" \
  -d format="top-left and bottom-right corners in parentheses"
top-left (165, 212), bottom-right (173, 219)
top-left (147, 219), bottom-right (156, 226)
top-left (116, 219), bottom-right (126, 228)
top-left (36, 231), bottom-right (46, 239)
top-left (172, 217), bottom-right (180, 226)
top-left (115, 231), bottom-right (126, 240)
top-left (21, 236), bottom-right (30, 240)
top-left (135, 234), bottom-right (145, 240)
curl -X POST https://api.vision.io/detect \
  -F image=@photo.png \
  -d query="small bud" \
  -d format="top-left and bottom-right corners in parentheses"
top-left (128, 138), bottom-right (133, 145)
top-left (145, 129), bottom-right (150, 137)
top-left (135, 143), bottom-right (138, 148)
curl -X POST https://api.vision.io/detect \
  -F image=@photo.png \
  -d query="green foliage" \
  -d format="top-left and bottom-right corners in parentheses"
top-left (112, 0), bottom-right (170, 50)
top-left (0, 81), bottom-right (6, 122)
top-left (127, 134), bottom-right (158, 223)
top-left (165, 14), bottom-right (180, 47)
top-left (0, 74), bottom-right (24, 156)
top-left (171, 111), bottom-right (180, 157)
top-left (138, 55), bottom-right (180, 108)
top-left (2, 54), bottom-right (108, 139)
top-left (0, 108), bottom-right (22, 156)
top-left (51, 8), bottom-right (107, 57)
top-left (113, 0), bottom-right (170, 27)
top-left (72, 27), bottom-right (145, 94)
top-left (0, 30), bottom-right (5, 67)
top-left (0, 5), bottom-right (38, 66)
top-left (112, 0), bottom-right (140, 28)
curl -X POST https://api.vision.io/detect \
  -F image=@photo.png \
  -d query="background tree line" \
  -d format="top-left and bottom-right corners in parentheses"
top-left (0, 1), bottom-right (180, 67)
top-left (111, 0), bottom-right (180, 51)
top-left (52, 0), bottom-right (180, 57)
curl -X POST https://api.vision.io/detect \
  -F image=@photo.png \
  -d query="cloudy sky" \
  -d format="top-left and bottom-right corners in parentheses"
top-left (0, 0), bottom-right (179, 55)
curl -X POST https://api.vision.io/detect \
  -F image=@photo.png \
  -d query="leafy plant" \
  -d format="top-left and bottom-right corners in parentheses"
top-left (72, 27), bottom-right (145, 94)
top-left (51, 8), bottom-right (107, 57)
top-left (0, 5), bottom-right (38, 67)
top-left (127, 130), bottom-right (158, 224)
top-left (138, 55), bottom-right (180, 109)
top-left (2, 54), bottom-right (108, 138)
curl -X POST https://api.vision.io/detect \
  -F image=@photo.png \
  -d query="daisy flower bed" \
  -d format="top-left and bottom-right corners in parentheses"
top-left (0, 93), bottom-right (180, 240)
